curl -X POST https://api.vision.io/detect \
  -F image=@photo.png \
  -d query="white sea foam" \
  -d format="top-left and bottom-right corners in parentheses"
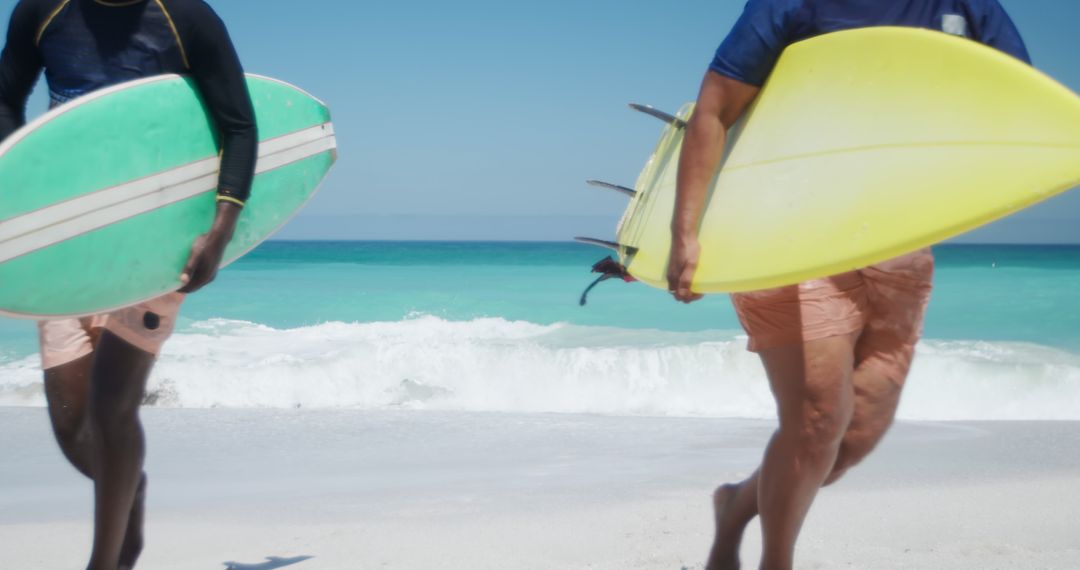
top-left (1, 316), bottom-right (1079, 420)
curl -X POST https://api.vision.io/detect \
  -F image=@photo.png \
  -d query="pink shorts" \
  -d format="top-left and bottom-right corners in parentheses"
top-left (37, 293), bottom-right (185, 370)
top-left (730, 249), bottom-right (934, 357)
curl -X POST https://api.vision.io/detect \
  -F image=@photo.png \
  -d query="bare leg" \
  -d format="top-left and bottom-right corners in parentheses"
top-left (755, 334), bottom-right (857, 570)
top-left (823, 329), bottom-right (917, 485)
top-left (118, 475), bottom-right (147, 570)
top-left (710, 254), bottom-right (931, 569)
top-left (705, 334), bottom-right (917, 569)
top-left (827, 252), bottom-right (931, 482)
top-left (705, 335), bottom-right (860, 570)
top-left (44, 337), bottom-right (153, 570)
top-left (44, 354), bottom-right (95, 478)
top-left (822, 366), bottom-right (904, 485)
top-left (706, 472), bottom-right (758, 570)
top-left (86, 331), bottom-right (155, 570)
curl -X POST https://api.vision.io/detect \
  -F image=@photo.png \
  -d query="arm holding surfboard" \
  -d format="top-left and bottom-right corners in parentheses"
top-left (668, 72), bottom-right (757, 303)
top-left (0, 0), bottom-right (258, 295)
top-left (170, 1), bottom-right (258, 293)
top-left (668, 0), bottom-right (789, 303)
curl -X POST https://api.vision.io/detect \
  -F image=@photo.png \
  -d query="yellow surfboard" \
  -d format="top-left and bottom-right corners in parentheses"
top-left (604, 27), bottom-right (1080, 293)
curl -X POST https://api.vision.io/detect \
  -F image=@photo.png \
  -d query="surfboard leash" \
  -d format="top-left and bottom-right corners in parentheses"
top-left (579, 256), bottom-right (636, 306)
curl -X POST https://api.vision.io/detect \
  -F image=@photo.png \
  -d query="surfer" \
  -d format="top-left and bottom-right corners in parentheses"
top-left (667, 2), bottom-right (1029, 568)
top-left (0, 1), bottom-right (256, 568)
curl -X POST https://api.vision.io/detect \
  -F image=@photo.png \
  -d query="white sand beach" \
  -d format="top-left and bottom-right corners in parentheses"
top-left (2, 409), bottom-right (1079, 569)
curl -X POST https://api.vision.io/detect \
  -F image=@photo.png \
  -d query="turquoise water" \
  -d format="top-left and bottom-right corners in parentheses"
top-left (168, 242), bottom-right (1080, 346)
top-left (3, 241), bottom-right (1080, 419)
top-left (3, 242), bottom-right (1080, 356)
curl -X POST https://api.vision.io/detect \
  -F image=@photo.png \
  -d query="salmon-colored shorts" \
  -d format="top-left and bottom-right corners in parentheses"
top-left (731, 249), bottom-right (934, 368)
top-left (37, 292), bottom-right (185, 370)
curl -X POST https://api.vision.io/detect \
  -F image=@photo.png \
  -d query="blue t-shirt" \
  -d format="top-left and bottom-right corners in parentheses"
top-left (711, 0), bottom-right (1031, 86)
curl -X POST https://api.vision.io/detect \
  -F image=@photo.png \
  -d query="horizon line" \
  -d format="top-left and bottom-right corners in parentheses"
top-left (261, 238), bottom-right (1080, 246)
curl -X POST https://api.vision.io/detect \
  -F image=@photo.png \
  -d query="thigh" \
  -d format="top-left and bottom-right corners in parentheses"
top-left (39, 319), bottom-right (100, 444)
top-left (43, 354), bottom-right (94, 440)
top-left (759, 333), bottom-right (860, 428)
top-left (89, 330), bottom-right (157, 416)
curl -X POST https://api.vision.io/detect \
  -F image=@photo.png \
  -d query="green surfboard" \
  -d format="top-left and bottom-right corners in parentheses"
top-left (0, 74), bottom-right (336, 319)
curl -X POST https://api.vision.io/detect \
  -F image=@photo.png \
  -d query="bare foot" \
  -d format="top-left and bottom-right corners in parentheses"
top-left (117, 474), bottom-right (147, 570)
top-left (705, 484), bottom-right (745, 570)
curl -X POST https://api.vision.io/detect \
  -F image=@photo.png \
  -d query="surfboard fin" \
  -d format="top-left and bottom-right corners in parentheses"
top-left (586, 179), bottom-right (637, 198)
top-left (574, 237), bottom-right (638, 256)
top-left (629, 104), bottom-right (687, 129)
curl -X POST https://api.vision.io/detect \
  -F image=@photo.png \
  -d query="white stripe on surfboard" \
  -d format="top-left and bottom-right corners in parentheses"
top-left (0, 123), bottom-right (336, 264)
top-left (0, 123), bottom-right (334, 244)
top-left (0, 123), bottom-right (334, 245)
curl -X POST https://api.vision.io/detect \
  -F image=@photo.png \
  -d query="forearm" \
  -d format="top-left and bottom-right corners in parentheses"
top-left (673, 110), bottom-right (727, 238)
top-left (207, 200), bottom-right (241, 241)
top-left (215, 125), bottom-right (257, 204)
top-left (178, 195), bottom-right (242, 293)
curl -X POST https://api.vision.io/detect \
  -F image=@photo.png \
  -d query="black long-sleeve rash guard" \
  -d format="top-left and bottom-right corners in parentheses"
top-left (0, 0), bottom-right (257, 204)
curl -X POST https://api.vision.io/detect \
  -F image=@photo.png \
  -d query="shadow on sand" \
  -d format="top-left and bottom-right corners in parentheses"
top-left (223, 555), bottom-right (313, 570)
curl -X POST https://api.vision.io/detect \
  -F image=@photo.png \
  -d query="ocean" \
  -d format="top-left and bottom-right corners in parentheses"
top-left (2, 241), bottom-right (1080, 420)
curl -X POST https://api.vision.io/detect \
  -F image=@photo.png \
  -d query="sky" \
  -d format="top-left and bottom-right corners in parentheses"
top-left (2, 0), bottom-right (1079, 242)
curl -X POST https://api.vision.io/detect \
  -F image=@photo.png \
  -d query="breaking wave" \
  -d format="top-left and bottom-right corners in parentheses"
top-left (1, 316), bottom-right (1079, 420)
